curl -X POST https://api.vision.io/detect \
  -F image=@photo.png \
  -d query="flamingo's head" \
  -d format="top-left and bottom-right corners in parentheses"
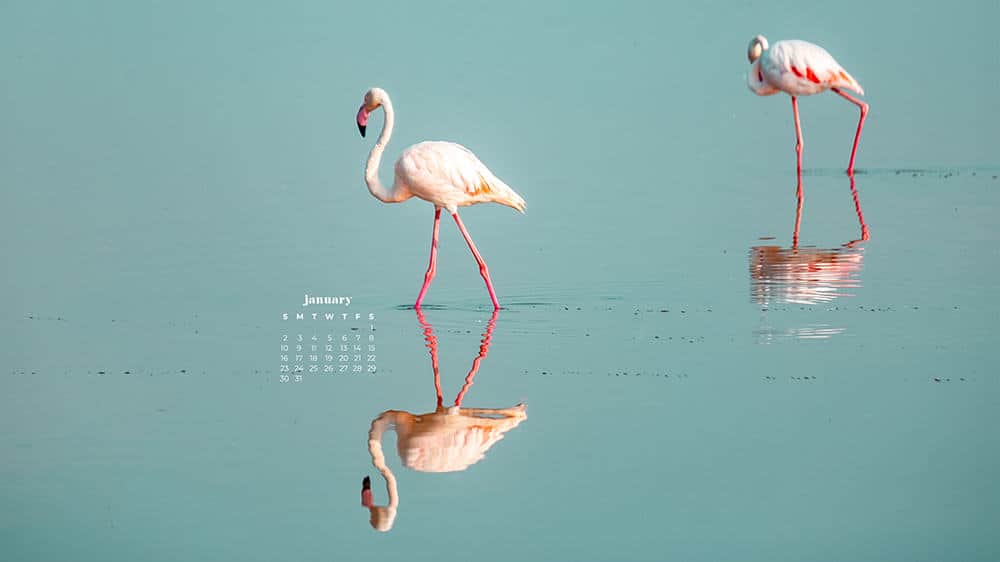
top-left (747, 35), bottom-right (768, 63)
top-left (746, 36), bottom-right (778, 96)
top-left (361, 476), bottom-right (396, 531)
top-left (357, 87), bottom-right (387, 138)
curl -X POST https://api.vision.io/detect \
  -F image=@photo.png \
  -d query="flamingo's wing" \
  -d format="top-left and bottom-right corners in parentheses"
top-left (396, 141), bottom-right (525, 211)
top-left (396, 142), bottom-right (486, 193)
top-left (441, 142), bottom-right (503, 197)
top-left (767, 40), bottom-right (864, 95)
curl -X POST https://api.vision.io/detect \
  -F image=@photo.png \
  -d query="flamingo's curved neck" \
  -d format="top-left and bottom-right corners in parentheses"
top-left (368, 412), bottom-right (400, 510)
top-left (365, 97), bottom-right (405, 203)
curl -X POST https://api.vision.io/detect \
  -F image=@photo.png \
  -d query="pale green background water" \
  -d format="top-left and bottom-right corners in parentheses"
top-left (2, 1), bottom-right (999, 560)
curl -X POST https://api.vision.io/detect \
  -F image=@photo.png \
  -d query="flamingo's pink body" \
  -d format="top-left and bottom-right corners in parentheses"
top-left (747, 36), bottom-right (869, 175)
top-left (356, 87), bottom-right (525, 310)
top-left (394, 142), bottom-right (525, 214)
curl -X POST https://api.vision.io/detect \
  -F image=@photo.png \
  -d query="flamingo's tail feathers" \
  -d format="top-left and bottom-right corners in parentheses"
top-left (492, 177), bottom-right (526, 213)
top-left (845, 77), bottom-right (864, 96)
top-left (474, 172), bottom-right (526, 213)
top-left (832, 69), bottom-right (864, 95)
top-left (507, 191), bottom-right (527, 214)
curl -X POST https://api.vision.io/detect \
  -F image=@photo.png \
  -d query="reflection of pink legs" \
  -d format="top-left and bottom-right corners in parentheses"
top-left (415, 308), bottom-right (443, 407)
top-left (415, 308), bottom-right (499, 409)
top-left (791, 96), bottom-right (804, 175)
top-left (453, 309), bottom-right (499, 407)
top-left (792, 173), bottom-right (871, 249)
top-left (832, 88), bottom-right (869, 176)
top-left (849, 175), bottom-right (869, 240)
top-left (414, 208), bottom-right (441, 309)
top-left (452, 212), bottom-right (500, 310)
top-left (846, 174), bottom-right (870, 246)
top-left (793, 170), bottom-right (804, 249)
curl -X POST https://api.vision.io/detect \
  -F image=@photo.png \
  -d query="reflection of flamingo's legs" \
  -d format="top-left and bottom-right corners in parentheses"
top-left (453, 309), bottom-right (499, 407)
top-left (415, 309), bottom-right (443, 408)
top-left (416, 308), bottom-right (500, 408)
top-left (791, 172), bottom-right (869, 249)
top-left (792, 170), bottom-right (804, 249)
top-left (848, 174), bottom-right (870, 242)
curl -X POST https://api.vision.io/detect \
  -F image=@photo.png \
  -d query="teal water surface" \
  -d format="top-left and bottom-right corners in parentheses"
top-left (2, 1), bottom-right (999, 561)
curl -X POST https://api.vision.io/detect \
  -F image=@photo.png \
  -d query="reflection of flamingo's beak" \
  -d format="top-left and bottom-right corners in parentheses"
top-left (361, 476), bottom-right (373, 507)
top-left (357, 105), bottom-right (369, 137)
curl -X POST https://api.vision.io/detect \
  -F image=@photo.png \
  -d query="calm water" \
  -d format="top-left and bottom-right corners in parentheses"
top-left (2, 1), bottom-right (999, 560)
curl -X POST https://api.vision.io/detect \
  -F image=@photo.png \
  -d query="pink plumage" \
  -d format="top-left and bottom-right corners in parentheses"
top-left (395, 141), bottom-right (525, 213)
top-left (747, 36), bottom-right (869, 175)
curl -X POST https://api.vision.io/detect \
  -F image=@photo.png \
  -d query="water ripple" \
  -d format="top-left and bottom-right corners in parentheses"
top-left (750, 245), bottom-right (865, 307)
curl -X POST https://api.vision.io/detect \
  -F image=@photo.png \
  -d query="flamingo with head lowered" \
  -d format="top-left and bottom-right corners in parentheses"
top-left (747, 36), bottom-right (869, 175)
top-left (356, 87), bottom-right (526, 310)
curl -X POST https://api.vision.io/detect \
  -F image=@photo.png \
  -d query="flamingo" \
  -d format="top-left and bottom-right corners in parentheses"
top-left (747, 36), bottom-right (869, 175)
top-left (356, 87), bottom-right (526, 310)
top-left (360, 309), bottom-right (527, 531)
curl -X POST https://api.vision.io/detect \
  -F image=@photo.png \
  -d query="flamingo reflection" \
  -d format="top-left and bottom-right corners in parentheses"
top-left (751, 174), bottom-right (870, 308)
top-left (360, 309), bottom-right (527, 531)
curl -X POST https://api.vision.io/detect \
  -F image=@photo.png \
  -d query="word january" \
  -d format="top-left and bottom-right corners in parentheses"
top-left (302, 294), bottom-right (352, 307)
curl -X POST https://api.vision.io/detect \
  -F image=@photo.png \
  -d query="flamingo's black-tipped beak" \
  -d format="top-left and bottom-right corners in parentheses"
top-left (361, 476), bottom-right (373, 507)
top-left (357, 105), bottom-right (370, 138)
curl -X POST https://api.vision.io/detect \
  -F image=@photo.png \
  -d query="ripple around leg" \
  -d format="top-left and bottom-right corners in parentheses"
top-left (395, 303), bottom-right (449, 311)
top-left (803, 166), bottom-right (1000, 178)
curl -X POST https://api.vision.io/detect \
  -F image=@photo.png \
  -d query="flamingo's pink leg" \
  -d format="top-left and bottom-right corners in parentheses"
top-left (832, 87), bottom-right (868, 175)
top-left (452, 212), bottom-right (500, 310)
top-left (791, 96), bottom-right (804, 175)
top-left (414, 208), bottom-right (441, 309)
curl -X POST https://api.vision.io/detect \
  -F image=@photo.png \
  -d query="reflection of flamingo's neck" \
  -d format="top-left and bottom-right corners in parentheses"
top-left (366, 412), bottom-right (399, 532)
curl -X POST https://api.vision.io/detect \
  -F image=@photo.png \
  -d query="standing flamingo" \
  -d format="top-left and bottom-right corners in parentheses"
top-left (747, 36), bottom-right (869, 175)
top-left (356, 87), bottom-right (526, 310)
